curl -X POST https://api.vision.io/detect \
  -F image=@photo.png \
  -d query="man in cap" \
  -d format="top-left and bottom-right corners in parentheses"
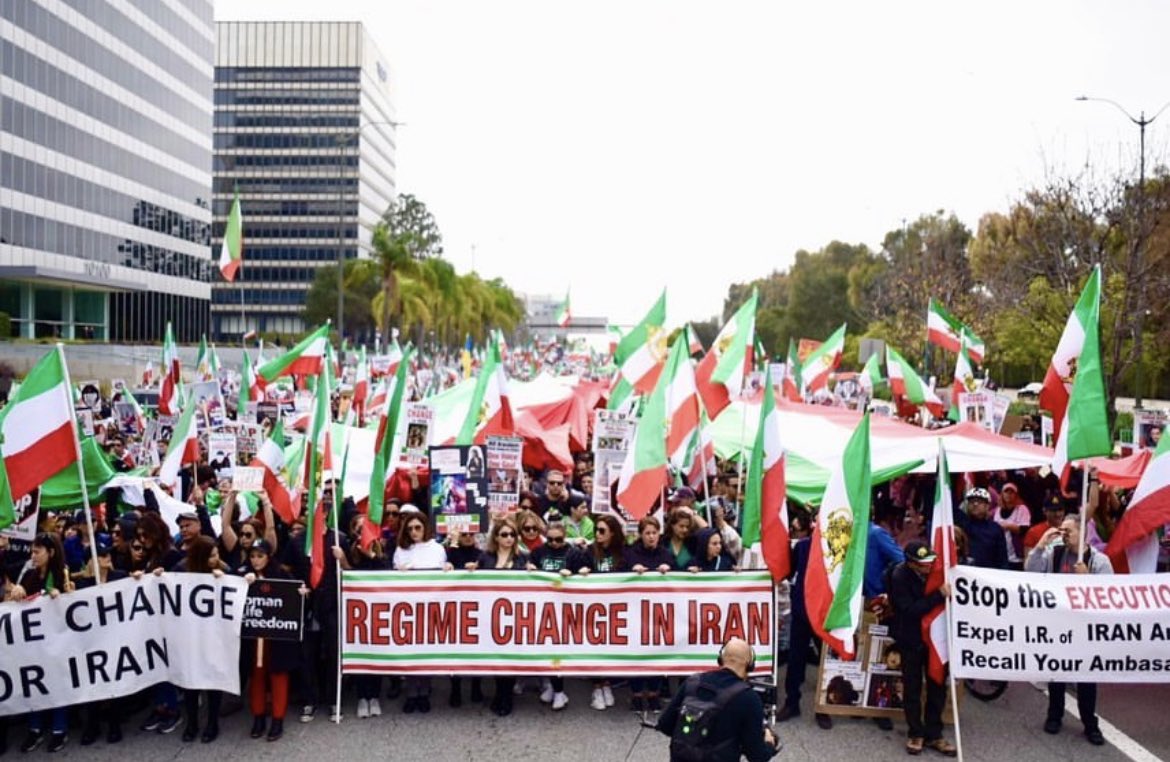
top-left (1022, 496), bottom-right (1066, 560)
top-left (889, 541), bottom-right (956, 756)
top-left (956, 488), bottom-right (1008, 570)
top-left (994, 483), bottom-right (1031, 569)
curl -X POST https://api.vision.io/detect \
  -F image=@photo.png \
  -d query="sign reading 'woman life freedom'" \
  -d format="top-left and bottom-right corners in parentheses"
top-left (949, 566), bottom-right (1170, 683)
top-left (340, 571), bottom-right (774, 676)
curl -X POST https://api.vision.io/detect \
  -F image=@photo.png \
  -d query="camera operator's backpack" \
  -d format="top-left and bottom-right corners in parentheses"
top-left (669, 674), bottom-right (751, 762)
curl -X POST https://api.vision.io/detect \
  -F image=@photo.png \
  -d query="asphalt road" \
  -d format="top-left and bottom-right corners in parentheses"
top-left (11, 673), bottom-right (1165, 761)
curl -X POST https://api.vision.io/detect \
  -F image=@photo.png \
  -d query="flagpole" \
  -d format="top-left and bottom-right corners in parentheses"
top-left (57, 344), bottom-right (101, 580)
top-left (938, 443), bottom-right (963, 761)
top-left (332, 432), bottom-right (345, 725)
top-left (1078, 465), bottom-right (1089, 560)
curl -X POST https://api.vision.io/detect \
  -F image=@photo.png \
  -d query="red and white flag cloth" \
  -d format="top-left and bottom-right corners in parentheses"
top-left (663, 337), bottom-right (701, 472)
top-left (158, 321), bottom-right (182, 416)
top-left (250, 420), bottom-right (299, 525)
top-left (159, 401), bottom-right (199, 489)
top-left (923, 440), bottom-right (957, 685)
top-left (257, 324), bottom-right (330, 386)
top-left (800, 324), bottom-right (846, 396)
top-left (1105, 431), bottom-right (1170, 573)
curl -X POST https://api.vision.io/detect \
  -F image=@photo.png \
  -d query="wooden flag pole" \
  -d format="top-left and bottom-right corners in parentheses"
top-left (57, 344), bottom-right (101, 582)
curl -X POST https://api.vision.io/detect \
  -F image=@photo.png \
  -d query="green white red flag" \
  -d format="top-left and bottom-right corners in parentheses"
top-left (159, 400), bottom-right (199, 489)
top-left (858, 352), bottom-right (883, 396)
top-left (800, 324), bottom-right (846, 395)
top-left (782, 339), bottom-right (803, 402)
top-left (238, 349), bottom-right (259, 416)
top-left (686, 323), bottom-right (704, 356)
top-left (0, 347), bottom-right (79, 529)
top-left (218, 189), bottom-right (243, 281)
top-left (1046, 266), bottom-right (1111, 479)
top-left (926, 298), bottom-right (984, 363)
top-left (886, 345), bottom-right (944, 418)
top-left (1105, 430), bottom-right (1170, 572)
top-left (696, 289), bottom-right (757, 418)
top-left (923, 439), bottom-right (957, 684)
top-left (353, 346), bottom-right (371, 425)
top-left (662, 337), bottom-right (701, 473)
top-left (609, 290), bottom-right (668, 409)
top-left (616, 337), bottom-right (673, 519)
top-left (368, 348), bottom-right (413, 532)
top-left (457, 336), bottom-right (514, 444)
top-left (195, 334), bottom-right (214, 382)
top-left (257, 324), bottom-right (329, 384)
top-left (741, 380), bottom-right (790, 581)
top-left (303, 370), bottom-right (332, 588)
top-left (681, 409), bottom-right (715, 490)
top-left (948, 342), bottom-right (975, 422)
top-left (555, 291), bottom-right (571, 327)
top-left (806, 414), bottom-right (872, 659)
top-left (250, 420), bottom-right (298, 525)
top-left (159, 321), bottom-right (182, 416)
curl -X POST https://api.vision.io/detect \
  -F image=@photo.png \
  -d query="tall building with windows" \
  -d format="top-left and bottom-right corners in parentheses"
top-left (213, 21), bottom-right (396, 341)
top-left (0, 0), bottom-right (214, 341)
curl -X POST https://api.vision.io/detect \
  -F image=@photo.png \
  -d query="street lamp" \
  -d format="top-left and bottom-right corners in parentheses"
top-left (335, 119), bottom-right (402, 360)
top-left (1076, 95), bottom-right (1170, 409)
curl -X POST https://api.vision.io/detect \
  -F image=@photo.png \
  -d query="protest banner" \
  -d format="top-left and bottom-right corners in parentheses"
top-left (0, 574), bottom-right (248, 716)
top-left (208, 432), bottom-right (237, 479)
top-left (429, 445), bottom-right (489, 534)
top-left (486, 436), bottom-right (523, 511)
top-left (235, 422), bottom-right (262, 460)
top-left (402, 403), bottom-right (433, 467)
top-left (958, 391), bottom-right (994, 432)
top-left (950, 566), bottom-right (1170, 683)
top-left (0, 489), bottom-right (39, 543)
top-left (340, 570), bottom-right (773, 676)
top-left (591, 409), bottom-right (634, 520)
top-left (242, 578), bottom-right (304, 642)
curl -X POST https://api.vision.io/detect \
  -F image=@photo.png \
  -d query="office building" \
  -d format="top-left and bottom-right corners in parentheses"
top-left (212, 21), bottom-right (396, 341)
top-left (0, 0), bottom-right (215, 341)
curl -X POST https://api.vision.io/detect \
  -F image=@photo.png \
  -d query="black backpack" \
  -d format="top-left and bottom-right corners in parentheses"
top-left (669, 674), bottom-right (751, 762)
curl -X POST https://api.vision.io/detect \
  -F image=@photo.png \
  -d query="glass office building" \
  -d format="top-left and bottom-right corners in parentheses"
top-left (0, 0), bottom-right (214, 341)
top-left (213, 21), bottom-right (396, 341)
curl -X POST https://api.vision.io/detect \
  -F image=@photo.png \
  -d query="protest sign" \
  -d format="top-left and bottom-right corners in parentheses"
top-left (75, 407), bottom-right (94, 437)
top-left (992, 393), bottom-right (1011, 433)
top-left (592, 409), bottom-right (634, 519)
top-left (187, 380), bottom-right (226, 430)
top-left (341, 571), bottom-right (773, 676)
top-left (0, 489), bottom-right (39, 543)
top-left (486, 436), bottom-right (523, 511)
top-left (1133, 410), bottom-right (1167, 450)
top-left (950, 566), bottom-right (1170, 683)
top-left (0, 574), bottom-right (248, 716)
top-left (402, 403), bottom-right (433, 467)
top-left (77, 381), bottom-right (102, 412)
top-left (242, 578), bottom-right (304, 641)
top-left (958, 391), bottom-right (994, 431)
top-left (113, 402), bottom-right (140, 436)
top-left (235, 423), bottom-right (262, 460)
top-left (1040, 415), bottom-right (1054, 448)
top-left (207, 432), bottom-right (237, 479)
top-left (232, 466), bottom-right (265, 492)
top-left (429, 445), bottom-right (489, 534)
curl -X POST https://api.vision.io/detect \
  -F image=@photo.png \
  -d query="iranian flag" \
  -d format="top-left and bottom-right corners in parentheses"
top-left (218, 189), bottom-right (243, 281)
top-left (457, 336), bottom-right (514, 444)
top-left (858, 352), bottom-right (883, 396)
top-left (887, 345), bottom-right (944, 418)
top-left (741, 381), bottom-right (790, 581)
top-left (1043, 266), bottom-right (1108, 443)
top-left (800, 324), bottom-right (846, 395)
top-left (159, 401), bottom-right (199, 489)
top-left (0, 348), bottom-right (79, 529)
top-left (238, 349), bottom-right (260, 416)
top-left (195, 334), bottom-right (214, 381)
top-left (1050, 267), bottom-right (1111, 480)
top-left (948, 342), bottom-right (975, 422)
top-left (609, 290), bottom-right (668, 410)
top-left (682, 410), bottom-right (716, 490)
top-left (159, 321), bottom-right (182, 416)
top-left (616, 340), bottom-right (672, 519)
top-left (368, 348), bottom-right (413, 542)
top-left (304, 370), bottom-right (332, 588)
top-left (1106, 431), bottom-right (1170, 572)
top-left (555, 291), bottom-right (571, 327)
top-left (663, 337), bottom-right (701, 472)
top-left (686, 323), bottom-right (704, 356)
top-left (250, 420), bottom-right (298, 524)
top-left (926, 299), bottom-right (984, 363)
top-left (923, 440), bottom-right (958, 684)
top-left (806, 414), bottom-right (872, 658)
top-left (122, 388), bottom-right (149, 434)
top-left (782, 339), bottom-right (803, 402)
top-left (353, 346), bottom-right (371, 425)
top-left (695, 290), bottom-right (757, 419)
top-left (257, 324), bottom-right (329, 384)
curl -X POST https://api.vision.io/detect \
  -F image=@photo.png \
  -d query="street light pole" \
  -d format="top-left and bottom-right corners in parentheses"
top-left (1076, 95), bottom-right (1170, 409)
top-left (335, 119), bottom-right (401, 362)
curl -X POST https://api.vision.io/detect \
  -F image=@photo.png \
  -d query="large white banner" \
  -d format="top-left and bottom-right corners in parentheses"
top-left (342, 570), bottom-right (774, 676)
top-left (0, 574), bottom-right (249, 715)
top-left (950, 566), bottom-right (1170, 683)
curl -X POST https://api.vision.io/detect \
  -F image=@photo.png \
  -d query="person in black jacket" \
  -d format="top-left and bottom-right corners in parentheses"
top-left (954, 488), bottom-right (1007, 570)
top-left (656, 638), bottom-right (779, 762)
top-left (625, 516), bottom-right (675, 711)
top-left (476, 518), bottom-right (527, 716)
top-left (888, 541), bottom-right (956, 757)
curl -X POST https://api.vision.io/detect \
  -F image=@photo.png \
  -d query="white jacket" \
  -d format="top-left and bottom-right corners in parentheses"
top-left (393, 539), bottom-right (448, 571)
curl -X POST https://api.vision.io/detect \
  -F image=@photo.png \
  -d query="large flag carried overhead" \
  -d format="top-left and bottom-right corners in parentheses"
top-left (159, 321), bottom-right (181, 416)
top-left (923, 440), bottom-right (958, 684)
top-left (218, 188), bottom-right (243, 281)
top-left (926, 298), bottom-right (984, 363)
top-left (800, 324), bottom-right (846, 396)
top-left (257, 324), bottom-right (330, 385)
top-left (616, 338), bottom-right (672, 520)
top-left (696, 289), bottom-right (757, 419)
top-left (886, 345), bottom-right (945, 418)
top-left (741, 380), bottom-right (790, 581)
top-left (806, 414), bottom-right (872, 659)
top-left (195, 334), bottom-right (214, 382)
top-left (609, 290), bottom-right (669, 410)
top-left (1106, 431), bottom-right (1170, 572)
top-left (0, 348), bottom-right (79, 529)
top-left (457, 336), bottom-right (514, 444)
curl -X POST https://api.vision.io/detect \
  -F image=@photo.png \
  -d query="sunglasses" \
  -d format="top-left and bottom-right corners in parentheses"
top-left (497, 531), bottom-right (516, 539)
top-left (595, 527), bottom-right (609, 535)
top-left (241, 531), bottom-right (256, 539)
top-left (547, 536), bottom-right (565, 545)
top-left (130, 543), bottom-right (144, 552)
top-left (386, 511), bottom-right (401, 518)
top-left (408, 524), bottom-right (425, 532)
top-left (522, 525), bottom-right (539, 533)
top-left (548, 481), bottom-right (564, 487)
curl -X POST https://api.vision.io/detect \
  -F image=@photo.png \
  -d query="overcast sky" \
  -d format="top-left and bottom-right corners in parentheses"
top-left (222, 0), bottom-right (1170, 328)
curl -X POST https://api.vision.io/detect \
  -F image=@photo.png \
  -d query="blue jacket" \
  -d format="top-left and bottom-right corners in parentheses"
top-left (863, 523), bottom-right (904, 597)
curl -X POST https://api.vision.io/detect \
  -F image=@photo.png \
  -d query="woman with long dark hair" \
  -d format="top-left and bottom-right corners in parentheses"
top-left (333, 514), bottom-right (391, 719)
top-left (179, 536), bottom-right (228, 742)
top-left (476, 517), bottom-right (527, 716)
top-left (570, 514), bottom-right (628, 710)
top-left (392, 510), bottom-right (448, 713)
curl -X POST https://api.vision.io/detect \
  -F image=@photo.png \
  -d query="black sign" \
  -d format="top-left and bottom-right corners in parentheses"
top-left (242, 578), bottom-right (304, 641)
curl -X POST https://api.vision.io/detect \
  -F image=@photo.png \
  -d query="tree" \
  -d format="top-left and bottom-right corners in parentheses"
top-left (304, 259), bottom-right (380, 340)
top-left (373, 194), bottom-right (444, 338)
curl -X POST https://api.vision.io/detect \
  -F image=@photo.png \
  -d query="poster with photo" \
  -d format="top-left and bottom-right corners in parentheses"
top-left (428, 445), bottom-right (489, 535)
top-left (235, 423), bottom-right (262, 461)
top-left (592, 409), bottom-right (635, 519)
top-left (113, 402), bottom-right (140, 436)
top-left (1041, 415), bottom-right (1054, 449)
top-left (993, 394), bottom-right (1012, 434)
top-left (402, 404), bottom-right (433, 467)
top-left (256, 403), bottom-right (280, 432)
top-left (486, 436), bottom-right (523, 511)
top-left (75, 407), bottom-right (95, 437)
top-left (958, 391), bottom-right (995, 432)
top-left (188, 380), bottom-right (226, 430)
top-left (1133, 410), bottom-right (1167, 451)
top-left (207, 432), bottom-right (237, 479)
top-left (76, 381), bottom-right (102, 412)
top-left (238, 402), bottom-right (258, 425)
top-left (0, 489), bottom-right (40, 543)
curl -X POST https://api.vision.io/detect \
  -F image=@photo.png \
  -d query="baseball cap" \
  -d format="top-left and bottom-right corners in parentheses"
top-left (668, 487), bottom-right (696, 502)
top-left (177, 511), bottom-right (200, 524)
top-left (1001, 482), bottom-right (1018, 493)
top-left (905, 541), bottom-right (937, 564)
top-left (249, 538), bottom-right (274, 556)
top-left (1043, 495), bottom-right (1066, 513)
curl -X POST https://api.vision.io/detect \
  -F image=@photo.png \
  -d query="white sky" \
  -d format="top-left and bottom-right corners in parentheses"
top-left (221, 0), bottom-right (1170, 328)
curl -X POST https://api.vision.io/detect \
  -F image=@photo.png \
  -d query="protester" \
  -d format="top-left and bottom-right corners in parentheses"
top-left (334, 514), bottom-right (391, 718)
top-left (571, 514), bottom-right (627, 710)
top-left (1025, 515), bottom-right (1112, 745)
top-left (1023, 495), bottom-right (1066, 558)
top-left (446, 530), bottom-right (485, 707)
top-left (179, 536), bottom-right (228, 742)
top-left (393, 509), bottom-right (447, 713)
top-left (516, 509), bottom-right (546, 552)
top-left (476, 517), bottom-right (527, 716)
top-left (688, 527), bottom-right (736, 572)
top-left (626, 516), bottom-right (675, 574)
top-left (994, 483), bottom-right (1031, 569)
top-left (665, 508), bottom-right (699, 569)
top-left (955, 488), bottom-right (1008, 569)
top-left (562, 498), bottom-right (595, 546)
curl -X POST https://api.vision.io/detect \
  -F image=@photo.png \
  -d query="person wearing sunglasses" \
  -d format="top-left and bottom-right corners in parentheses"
top-left (526, 522), bottom-right (573, 711)
top-left (474, 518), bottom-right (527, 716)
top-left (219, 489), bottom-right (278, 571)
top-left (569, 514), bottom-right (629, 711)
top-left (515, 509), bottom-right (546, 552)
top-left (445, 530), bottom-right (485, 707)
top-left (538, 469), bottom-right (578, 518)
top-left (334, 514), bottom-right (391, 719)
top-left (393, 509), bottom-right (448, 713)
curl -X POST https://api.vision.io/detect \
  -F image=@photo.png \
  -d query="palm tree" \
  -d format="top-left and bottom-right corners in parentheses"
top-left (371, 224), bottom-right (422, 339)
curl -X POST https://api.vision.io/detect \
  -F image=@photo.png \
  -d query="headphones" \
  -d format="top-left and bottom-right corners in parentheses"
top-left (717, 640), bottom-right (756, 674)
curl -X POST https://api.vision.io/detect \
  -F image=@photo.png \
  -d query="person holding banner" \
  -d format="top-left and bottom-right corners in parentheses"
top-left (571, 514), bottom-right (628, 711)
top-left (335, 513), bottom-right (391, 719)
top-left (445, 531), bottom-right (486, 708)
top-left (1024, 516), bottom-right (1111, 746)
top-left (393, 509), bottom-right (448, 714)
top-left (178, 536), bottom-right (228, 743)
top-left (476, 517), bottom-right (528, 716)
top-left (889, 541), bottom-right (957, 757)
